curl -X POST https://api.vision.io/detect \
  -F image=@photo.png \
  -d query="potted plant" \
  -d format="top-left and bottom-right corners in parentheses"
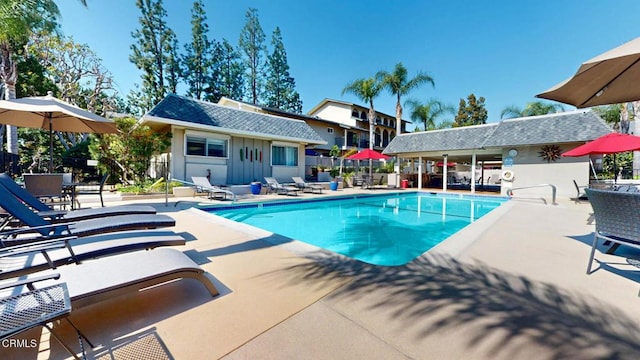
top-left (342, 171), bottom-right (355, 188)
top-left (329, 167), bottom-right (340, 191)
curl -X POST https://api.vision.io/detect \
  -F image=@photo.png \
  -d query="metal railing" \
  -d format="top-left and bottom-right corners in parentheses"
top-left (506, 184), bottom-right (557, 205)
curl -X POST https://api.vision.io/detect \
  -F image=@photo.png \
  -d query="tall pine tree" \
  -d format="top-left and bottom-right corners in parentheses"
top-left (238, 8), bottom-right (266, 104)
top-left (207, 38), bottom-right (244, 103)
top-left (264, 27), bottom-right (302, 113)
top-left (183, 0), bottom-right (212, 100)
top-left (130, 0), bottom-right (177, 110)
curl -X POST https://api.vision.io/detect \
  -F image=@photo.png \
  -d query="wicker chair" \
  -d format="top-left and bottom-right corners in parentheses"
top-left (584, 188), bottom-right (640, 274)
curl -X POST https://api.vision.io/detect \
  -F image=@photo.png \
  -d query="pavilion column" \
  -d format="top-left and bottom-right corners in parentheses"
top-left (470, 153), bottom-right (477, 194)
top-left (442, 154), bottom-right (448, 192)
top-left (343, 128), bottom-right (348, 148)
top-left (418, 156), bottom-right (423, 189)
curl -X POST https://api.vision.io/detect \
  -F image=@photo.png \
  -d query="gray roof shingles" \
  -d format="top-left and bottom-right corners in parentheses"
top-left (145, 94), bottom-right (325, 143)
top-left (383, 110), bottom-right (612, 155)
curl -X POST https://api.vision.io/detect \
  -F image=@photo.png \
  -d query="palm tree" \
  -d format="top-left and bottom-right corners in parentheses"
top-left (377, 62), bottom-right (434, 136)
top-left (405, 98), bottom-right (454, 131)
top-left (342, 77), bottom-right (382, 150)
top-left (500, 101), bottom-right (565, 119)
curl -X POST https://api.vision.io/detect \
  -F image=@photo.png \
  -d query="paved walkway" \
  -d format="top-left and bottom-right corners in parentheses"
top-left (2, 189), bottom-right (640, 359)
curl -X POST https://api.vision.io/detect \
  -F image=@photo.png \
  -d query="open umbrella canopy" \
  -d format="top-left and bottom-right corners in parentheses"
top-left (436, 161), bottom-right (457, 167)
top-left (537, 37), bottom-right (640, 108)
top-left (0, 93), bottom-right (117, 133)
top-left (346, 148), bottom-right (390, 161)
top-left (0, 93), bottom-right (117, 172)
top-left (562, 132), bottom-right (640, 156)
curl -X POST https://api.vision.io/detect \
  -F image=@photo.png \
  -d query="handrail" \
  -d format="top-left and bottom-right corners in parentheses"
top-left (170, 178), bottom-right (236, 203)
top-left (506, 184), bottom-right (557, 205)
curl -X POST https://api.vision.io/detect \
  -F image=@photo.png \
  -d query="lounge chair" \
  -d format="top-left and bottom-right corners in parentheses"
top-left (0, 230), bottom-right (186, 280)
top-left (584, 188), bottom-right (640, 274)
top-left (573, 180), bottom-right (589, 200)
top-left (0, 188), bottom-right (175, 241)
top-left (0, 248), bottom-right (218, 357)
top-left (264, 177), bottom-right (300, 196)
top-left (292, 176), bottom-right (323, 194)
top-left (191, 176), bottom-right (235, 201)
top-left (3, 247), bottom-right (219, 308)
top-left (0, 173), bottom-right (157, 223)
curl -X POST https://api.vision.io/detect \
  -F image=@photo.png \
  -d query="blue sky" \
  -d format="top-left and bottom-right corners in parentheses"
top-left (56, 1), bottom-right (640, 129)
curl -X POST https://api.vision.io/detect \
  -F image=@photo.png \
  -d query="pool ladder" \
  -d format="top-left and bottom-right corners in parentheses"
top-left (506, 184), bottom-right (557, 205)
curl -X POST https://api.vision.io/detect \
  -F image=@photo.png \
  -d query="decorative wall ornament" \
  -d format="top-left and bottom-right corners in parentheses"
top-left (538, 144), bottom-right (561, 163)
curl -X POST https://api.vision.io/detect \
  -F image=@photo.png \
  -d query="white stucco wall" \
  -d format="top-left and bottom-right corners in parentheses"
top-left (500, 145), bottom-right (591, 200)
top-left (311, 102), bottom-right (356, 127)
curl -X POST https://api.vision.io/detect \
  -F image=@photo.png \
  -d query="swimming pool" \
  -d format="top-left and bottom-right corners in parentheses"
top-left (208, 192), bottom-right (507, 266)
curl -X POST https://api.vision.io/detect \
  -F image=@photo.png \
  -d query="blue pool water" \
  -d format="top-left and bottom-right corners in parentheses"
top-left (208, 192), bottom-right (507, 266)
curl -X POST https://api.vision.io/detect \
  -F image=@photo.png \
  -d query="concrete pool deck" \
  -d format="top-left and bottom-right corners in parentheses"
top-left (2, 188), bottom-right (640, 359)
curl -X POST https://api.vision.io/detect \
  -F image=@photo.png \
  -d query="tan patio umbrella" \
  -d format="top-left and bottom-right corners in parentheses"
top-left (537, 37), bottom-right (640, 108)
top-left (0, 92), bottom-right (117, 172)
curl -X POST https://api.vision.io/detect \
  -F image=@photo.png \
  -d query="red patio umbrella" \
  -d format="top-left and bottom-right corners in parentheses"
top-left (347, 149), bottom-right (390, 181)
top-left (436, 161), bottom-right (457, 167)
top-left (346, 148), bottom-right (390, 161)
top-left (562, 132), bottom-right (640, 181)
top-left (562, 132), bottom-right (640, 156)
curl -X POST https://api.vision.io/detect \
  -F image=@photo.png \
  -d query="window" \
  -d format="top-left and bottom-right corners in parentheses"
top-left (186, 135), bottom-right (228, 158)
top-left (272, 145), bottom-right (298, 166)
top-left (327, 128), bottom-right (334, 134)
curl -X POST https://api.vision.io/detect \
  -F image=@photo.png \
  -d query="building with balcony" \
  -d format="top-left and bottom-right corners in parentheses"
top-left (217, 97), bottom-right (409, 156)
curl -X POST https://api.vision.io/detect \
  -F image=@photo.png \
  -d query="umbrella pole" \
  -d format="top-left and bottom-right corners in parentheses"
top-left (613, 153), bottom-right (617, 183)
top-left (49, 114), bottom-right (53, 173)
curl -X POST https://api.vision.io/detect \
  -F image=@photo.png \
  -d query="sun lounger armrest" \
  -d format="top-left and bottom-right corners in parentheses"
top-left (0, 273), bottom-right (61, 292)
top-left (36, 209), bottom-right (67, 220)
top-left (0, 236), bottom-right (77, 258)
top-left (0, 223), bottom-right (72, 239)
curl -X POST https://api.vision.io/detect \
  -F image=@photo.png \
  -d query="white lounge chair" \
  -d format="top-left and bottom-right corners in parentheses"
top-left (264, 177), bottom-right (300, 196)
top-left (191, 176), bottom-right (235, 200)
top-left (292, 176), bottom-right (323, 194)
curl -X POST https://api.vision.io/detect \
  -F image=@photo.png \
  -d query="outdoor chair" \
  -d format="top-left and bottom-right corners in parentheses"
top-left (0, 229), bottom-right (186, 280)
top-left (191, 176), bottom-right (235, 201)
top-left (1, 247), bottom-right (219, 357)
top-left (23, 173), bottom-right (70, 210)
top-left (0, 186), bottom-right (175, 241)
top-left (572, 180), bottom-right (588, 200)
top-left (264, 177), bottom-right (300, 196)
top-left (584, 188), bottom-right (640, 274)
top-left (74, 173), bottom-right (109, 207)
top-left (0, 173), bottom-right (157, 225)
top-left (291, 176), bottom-right (323, 194)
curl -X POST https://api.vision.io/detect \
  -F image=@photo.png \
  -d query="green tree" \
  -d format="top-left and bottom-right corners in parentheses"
top-left (454, 94), bottom-right (488, 127)
top-left (500, 101), bottom-right (565, 119)
top-left (238, 8), bottom-right (266, 104)
top-left (130, 0), bottom-right (177, 111)
top-left (164, 31), bottom-right (180, 95)
top-left (0, 0), bottom-right (61, 153)
top-left (264, 27), bottom-right (302, 113)
top-left (183, 0), bottom-right (212, 100)
top-left (342, 77), bottom-right (382, 150)
top-left (211, 39), bottom-right (244, 102)
top-left (377, 62), bottom-right (434, 136)
top-left (593, 104), bottom-right (622, 131)
top-left (89, 117), bottom-right (171, 184)
top-left (405, 98), bottom-right (454, 131)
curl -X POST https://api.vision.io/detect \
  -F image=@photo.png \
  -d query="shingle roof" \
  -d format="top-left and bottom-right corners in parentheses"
top-left (144, 94), bottom-right (325, 144)
top-left (383, 110), bottom-right (612, 155)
